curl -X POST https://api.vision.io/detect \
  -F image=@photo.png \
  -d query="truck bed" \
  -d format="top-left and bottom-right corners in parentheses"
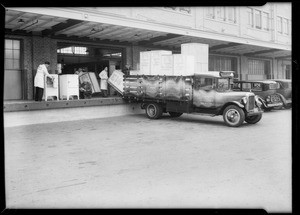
top-left (123, 75), bottom-right (193, 102)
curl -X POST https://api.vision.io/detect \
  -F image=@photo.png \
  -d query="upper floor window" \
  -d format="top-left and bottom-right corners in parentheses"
top-left (262, 12), bottom-right (269, 30)
top-left (247, 7), bottom-right (270, 31)
top-left (216, 7), bottom-right (226, 21)
top-left (164, 7), bottom-right (191, 14)
top-left (277, 16), bottom-right (290, 35)
top-left (247, 8), bottom-right (254, 27)
top-left (255, 10), bottom-right (262, 29)
top-left (206, 7), bottom-right (236, 24)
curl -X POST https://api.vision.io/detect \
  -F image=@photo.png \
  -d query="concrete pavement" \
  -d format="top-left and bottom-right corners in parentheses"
top-left (4, 109), bottom-right (292, 212)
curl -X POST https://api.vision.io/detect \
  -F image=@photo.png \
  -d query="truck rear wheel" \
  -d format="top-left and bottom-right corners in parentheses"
top-left (245, 114), bottom-right (262, 124)
top-left (223, 105), bottom-right (245, 127)
top-left (169, 112), bottom-right (183, 117)
top-left (146, 103), bottom-right (163, 119)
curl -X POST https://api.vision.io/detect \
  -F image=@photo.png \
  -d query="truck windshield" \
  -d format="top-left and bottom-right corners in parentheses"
top-left (217, 78), bottom-right (230, 91)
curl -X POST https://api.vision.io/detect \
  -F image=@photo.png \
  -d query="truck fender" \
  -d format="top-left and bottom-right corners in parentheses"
top-left (275, 93), bottom-right (287, 105)
top-left (256, 96), bottom-right (267, 109)
top-left (219, 101), bottom-right (244, 115)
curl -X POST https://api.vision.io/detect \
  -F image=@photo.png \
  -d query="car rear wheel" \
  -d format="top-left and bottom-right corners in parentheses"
top-left (168, 112), bottom-right (183, 117)
top-left (245, 114), bottom-right (262, 124)
top-left (223, 105), bottom-right (245, 127)
top-left (146, 103), bottom-right (163, 119)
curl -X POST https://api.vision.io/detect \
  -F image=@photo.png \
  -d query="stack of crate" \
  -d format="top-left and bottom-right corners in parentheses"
top-left (181, 43), bottom-right (209, 74)
top-left (140, 50), bottom-right (173, 75)
top-left (138, 43), bottom-right (209, 76)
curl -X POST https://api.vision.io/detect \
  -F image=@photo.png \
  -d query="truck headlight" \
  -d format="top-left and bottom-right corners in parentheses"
top-left (254, 95), bottom-right (262, 107)
top-left (266, 96), bottom-right (271, 102)
top-left (241, 97), bottom-right (248, 105)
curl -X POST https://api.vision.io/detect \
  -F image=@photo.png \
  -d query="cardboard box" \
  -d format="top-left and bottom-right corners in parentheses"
top-left (160, 55), bottom-right (174, 76)
top-left (150, 50), bottom-right (172, 75)
top-left (173, 54), bottom-right (195, 76)
top-left (181, 43), bottom-right (209, 64)
top-left (140, 51), bottom-right (151, 75)
top-left (194, 63), bottom-right (208, 74)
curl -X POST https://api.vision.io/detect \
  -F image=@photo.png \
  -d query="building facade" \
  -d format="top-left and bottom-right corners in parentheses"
top-left (4, 4), bottom-right (291, 100)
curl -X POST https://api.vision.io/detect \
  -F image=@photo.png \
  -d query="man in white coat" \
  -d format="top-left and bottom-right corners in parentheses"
top-left (34, 61), bottom-right (53, 101)
top-left (99, 67), bottom-right (108, 97)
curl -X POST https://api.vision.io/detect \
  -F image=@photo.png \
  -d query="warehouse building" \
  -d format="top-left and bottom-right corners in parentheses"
top-left (4, 4), bottom-right (291, 102)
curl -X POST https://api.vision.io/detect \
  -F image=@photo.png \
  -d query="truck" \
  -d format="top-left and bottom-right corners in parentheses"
top-left (121, 71), bottom-right (263, 127)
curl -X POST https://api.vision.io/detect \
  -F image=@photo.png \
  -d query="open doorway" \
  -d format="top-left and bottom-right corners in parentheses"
top-left (57, 42), bottom-right (123, 96)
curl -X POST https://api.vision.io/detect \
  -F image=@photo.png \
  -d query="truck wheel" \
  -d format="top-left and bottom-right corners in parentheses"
top-left (223, 105), bottom-right (245, 127)
top-left (245, 114), bottom-right (262, 124)
top-left (169, 112), bottom-right (183, 117)
top-left (146, 103), bottom-right (163, 119)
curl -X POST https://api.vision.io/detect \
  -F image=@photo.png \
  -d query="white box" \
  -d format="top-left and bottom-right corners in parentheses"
top-left (140, 51), bottom-right (151, 75)
top-left (173, 54), bottom-right (195, 76)
top-left (59, 74), bottom-right (79, 100)
top-left (129, 70), bottom-right (140, 75)
top-left (43, 74), bottom-right (59, 101)
top-left (150, 50), bottom-right (172, 75)
top-left (181, 43), bottom-right (209, 64)
top-left (108, 70), bottom-right (124, 95)
top-left (194, 63), bottom-right (208, 74)
top-left (160, 55), bottom-right (173, 76)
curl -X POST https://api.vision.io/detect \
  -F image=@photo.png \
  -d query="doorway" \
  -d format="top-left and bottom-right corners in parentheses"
top-left (57, 42), bottom-right (122, 96)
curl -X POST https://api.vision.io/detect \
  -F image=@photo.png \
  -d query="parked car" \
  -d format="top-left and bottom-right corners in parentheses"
top-left (271, 79), bottom-right (292, 108)
top-left (232, 80), bottom-right (283, 111)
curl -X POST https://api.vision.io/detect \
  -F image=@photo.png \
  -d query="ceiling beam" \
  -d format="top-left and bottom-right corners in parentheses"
top-left (54, 21), bottom-right (88, 35)
top-left (139, 34), bottom-right (182, 46)
top-left (12, 15), bottom-right (43, 31)
top-left (209, 42), bottom-right (241, 51)
top-left (41, 19), bottom-right (84, 36)
top-left (244, 48), bottom-right (281, 56)
top-left (5, 12), bottom-right (26, 24)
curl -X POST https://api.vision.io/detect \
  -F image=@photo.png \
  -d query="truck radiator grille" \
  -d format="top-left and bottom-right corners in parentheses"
top-left (248, 95), bottom-right (255, 110)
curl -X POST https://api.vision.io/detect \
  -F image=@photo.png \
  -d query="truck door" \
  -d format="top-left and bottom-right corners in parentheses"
top-left (192, 76), bottom-right (216, 108)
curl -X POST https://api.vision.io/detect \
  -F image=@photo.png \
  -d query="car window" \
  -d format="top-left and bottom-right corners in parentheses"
top-left (269, 83), bottom-right (279, 90)
top-left (199, 78), bottom-right (215, 90)
top-left (242, 83), bottom-right (251, 91)
top-left (217, 78), bottom-right (230, 91)
top-left (232, 82), bottom-right (241, 90)
top-left (252, 83), bottom-right (262, 91)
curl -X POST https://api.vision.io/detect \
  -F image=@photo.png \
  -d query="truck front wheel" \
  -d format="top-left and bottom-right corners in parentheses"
top-left (223, 105), bottom-right (245, 127)
top-left (169, 112), bottom-right (183, 117)
top-left (146, 103), bottom-right (163, 119)
top-left (245, 114), bottom-right (262, 124)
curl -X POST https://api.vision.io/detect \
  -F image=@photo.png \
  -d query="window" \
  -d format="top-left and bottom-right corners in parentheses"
top-left (283, 18), bottom-right (288, 35)
top-left (217, 78), bottom-right (230, 91)
top-left (255, 10), bottom-right (262, 29)
top-left (216, 7), bottom-right (226, 21)
top-left (227, 7), bottom-right (236, 23)
top-left (252, 83), bottom-right (262, 92)
top-left (248, 59), bottom-right (270, 76)
top-left (247, 8), bottom-right (254, 27)
top-left (5, 39), bottom-right (20, 70)
top-left (199, 78), bottom-right (215, 91)
top-left (242, 83), bottom-right (252, 91)
top-left (262, 12), bottom-right (269, 31)
top-left (277, 16), bottom-right (283, 33)
top-left (164, 7), bottom-right (191, 14)
top-left (57, 46), bottom-right (88, 55)
top-left (179, 7), bottom-right (191, 14)
top-left (206, 7), bottom-right (215, 18)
